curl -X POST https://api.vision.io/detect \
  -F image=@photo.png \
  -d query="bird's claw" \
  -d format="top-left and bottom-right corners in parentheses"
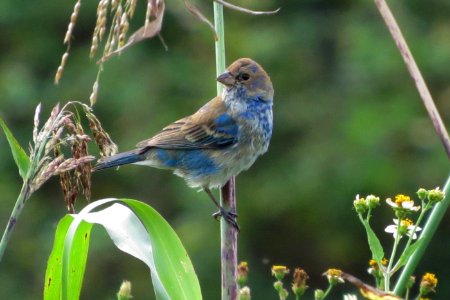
top-left (212, 209), bottom-right (240, 231)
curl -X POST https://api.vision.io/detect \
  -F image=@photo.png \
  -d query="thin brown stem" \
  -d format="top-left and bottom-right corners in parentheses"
top-left (220, 177), bottom-right (238, 300)
top-left (374, 0), bottom-right (450, 159)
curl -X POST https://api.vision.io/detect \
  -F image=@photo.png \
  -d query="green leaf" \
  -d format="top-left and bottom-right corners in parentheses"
top-left (44, 215), bottom-right (74, 300)
top-left (44, 198), bottom-right (201, 300)
top-left (0, 117), bottom-right (30, 179)
top-left (122, 199), bottom-right (202, 300)
top-left (62, 220), bottom-right (93, 300)
top-left (396, 239), bottom-right (423, 269)
top-left (364, 221), bottom-right (385, 263)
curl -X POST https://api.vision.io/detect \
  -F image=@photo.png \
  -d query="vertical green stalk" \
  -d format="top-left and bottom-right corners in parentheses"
top-left (214, 3), bottom-right (238, 300)
top-left (385, 217), bottom-right (402, 291)
top-left (394, 176), bottom-right (450, 295)
top-left (0, 182), bottom-right (31, 262)
top-left (214, 2), bottom-right (226, 93)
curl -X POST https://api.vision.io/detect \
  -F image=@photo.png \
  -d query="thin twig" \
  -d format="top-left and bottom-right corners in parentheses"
top-left (214, 0), bottom-right (280, 15)
top-left (374, 0), bottom-right (450, 159)
top-left (373, 0), bottom-right (450, 295)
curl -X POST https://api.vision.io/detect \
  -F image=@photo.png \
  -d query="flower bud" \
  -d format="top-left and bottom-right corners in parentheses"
top-left (353, 195), bottom-right (368, 214)
top-left (271, 265), bottom-right (290, 281)
top-left (239, 286), bottom-right (251, 300)
top-left (366, 194), bottom-right (380, 209)
top-left (292, 268), bottom-right (309, 297)
top-left (428, 188), bottom-right (444, 203)
top-left (420, 273), bottom-right (438, 296)
top-left (238, 261), bottom-right (249, 286)
top-left (117, 280), bottom-right (132, 300)
top-left (416, 188), bottom-right (428, 201)
top-left (314, 289), bottom-right (324, 300)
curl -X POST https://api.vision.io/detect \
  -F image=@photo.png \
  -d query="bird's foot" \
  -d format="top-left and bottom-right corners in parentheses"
top-left (212, 208), bottom-right (240, 231)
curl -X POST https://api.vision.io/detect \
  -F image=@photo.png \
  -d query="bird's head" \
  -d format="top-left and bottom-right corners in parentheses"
top-left (217, 58), bottom-right (274, 102)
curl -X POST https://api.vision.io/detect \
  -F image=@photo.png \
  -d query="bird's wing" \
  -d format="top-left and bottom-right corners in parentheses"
top-left (136, 97), bottom-right (238, 149)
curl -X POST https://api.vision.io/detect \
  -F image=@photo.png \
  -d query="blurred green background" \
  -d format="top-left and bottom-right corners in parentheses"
top-left (1, 0), bottom-right (449, 298)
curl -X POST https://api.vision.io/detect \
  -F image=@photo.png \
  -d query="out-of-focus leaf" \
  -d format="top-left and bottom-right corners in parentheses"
top-left (363, 221), bottom-right (385, 264)
top-left (342, 272), bottom-right (402, 300)
top-left (100, 1), bottom-right (165, 63)
top-left (44, 198), bottom-right (201, 300)
top-left (184, 0), bottom-right (217, 41)
top-left (0, 117), bottom-right (30, 179)
top-left (396, 239), bottom-right (423, 269)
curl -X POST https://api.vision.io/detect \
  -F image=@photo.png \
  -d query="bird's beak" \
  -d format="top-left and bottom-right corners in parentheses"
top-left (217, 71), bottom-right (235, 86)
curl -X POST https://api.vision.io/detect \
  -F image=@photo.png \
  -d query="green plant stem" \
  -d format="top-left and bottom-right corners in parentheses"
top-left (394, 176), bottom-right (450, 295)
top-left (320, 284), bottom-right (333, 299)
top-left (391, 202), bottom-right (431, 273)
top-left (214, 3), bottom-right (238, 300)
top-left (404, 286), bottom-right (410, 300)
top-left (214, 1), bottom-right (225, 95)
top-left (385, 217), bottom-right (402, 291)
top-left (0, 181), bottom-right (31, 262)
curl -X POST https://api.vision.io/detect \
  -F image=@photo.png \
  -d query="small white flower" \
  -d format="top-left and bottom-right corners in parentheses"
top-left (386, 195), bottom-right (420, 211)
top-left (385, 219), bottom-right (422, 239)
top-left (343, 294), bottom-right (358, 300)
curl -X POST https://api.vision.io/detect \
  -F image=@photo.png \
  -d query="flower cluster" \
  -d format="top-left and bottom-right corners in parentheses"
top-left (353, 194), bottom-right (380, 214)
top-left (29, 102), bottom-right (116, 212)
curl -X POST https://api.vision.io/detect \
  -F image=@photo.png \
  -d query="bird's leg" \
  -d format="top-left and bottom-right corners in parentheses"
top-left (204, 188), bottom-right (239, 231)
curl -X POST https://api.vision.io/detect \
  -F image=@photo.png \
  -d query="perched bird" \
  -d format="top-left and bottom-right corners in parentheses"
top-left (94, 58), bottom-right (274, 229)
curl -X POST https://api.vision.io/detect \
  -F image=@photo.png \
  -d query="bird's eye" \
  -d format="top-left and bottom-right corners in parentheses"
top-left (237, 73), bottom-right (250, 81)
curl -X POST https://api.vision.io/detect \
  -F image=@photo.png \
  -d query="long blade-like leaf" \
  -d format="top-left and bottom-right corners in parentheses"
top-left (44, 215), bottom-right (74, 300)
top-left (63, 221), bottom-right (93, 300)
top-left (122, 199), bottom-right (202, 300)
top-left (0, 117), bottom-right (30, 179)
top-left (44, 198), bottom-right (201, 300)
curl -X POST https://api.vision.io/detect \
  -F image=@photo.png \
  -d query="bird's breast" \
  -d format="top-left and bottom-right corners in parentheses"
top-left (236, 100), bottom-right (273, 152)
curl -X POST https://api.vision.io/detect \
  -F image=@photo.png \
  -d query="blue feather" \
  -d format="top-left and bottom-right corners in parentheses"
top-left (94, 150), bottom-right (144, 171)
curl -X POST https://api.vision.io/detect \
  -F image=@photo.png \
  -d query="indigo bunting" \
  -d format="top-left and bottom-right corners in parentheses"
top-left (95, 58), bottom-right (274, 229)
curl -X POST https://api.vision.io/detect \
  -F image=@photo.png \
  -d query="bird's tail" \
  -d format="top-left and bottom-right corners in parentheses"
top-left (93, 149), bottom-right (146, 171)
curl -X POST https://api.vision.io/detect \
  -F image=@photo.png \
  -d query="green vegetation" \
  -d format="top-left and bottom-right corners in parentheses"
top-left (0, 0), bottom-right (449, 298)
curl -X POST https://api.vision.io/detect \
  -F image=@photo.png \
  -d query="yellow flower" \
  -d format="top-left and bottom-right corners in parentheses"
top-left (324, 268), bottom-right (344, 285)
top-left (238, 261), bottom-right (249, 286)
top-left (272, 265), bottom-right (290, 281)
top-left (385, 218), bottom-right (422, 239)
top-left (420, 273), bottom-right (438, 296)
top-left (386, 194), bottom-right (420, 212)
top-left (368, 258), bottom-right (388, 270)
